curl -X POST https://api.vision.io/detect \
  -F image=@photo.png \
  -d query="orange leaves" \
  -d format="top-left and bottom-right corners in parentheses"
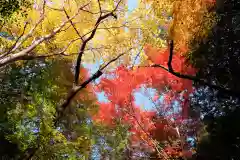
top-left (143, 44), bottom-right (196, 120)
top-left (92, 103), bottom-right (117, 126)
top-left (205, 0), bottom-right (216, 4)
top-left (163, 144), bottom-right (194, 159)
top-left (171, 0), bottom-right (216, 48)
top-left (144, 44), bottom-right (196, 92)
top-left (146, 0), bottom-right (216, 50)
top-left (144, 44), bottom-right (169, 65)
top-left (93, 43), bottom-right (196, 122)
top-left (92, 44), bottom-right (197, 156)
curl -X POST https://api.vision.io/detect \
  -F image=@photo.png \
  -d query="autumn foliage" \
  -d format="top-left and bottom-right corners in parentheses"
top-left (90, 0), bottom-right (216, 157)
top-left (144, 0), bottom-right (216, 50)
top-left (0, 0), bottom-right (221, 159)
top-left (93, 44), bottom-right (197, 157)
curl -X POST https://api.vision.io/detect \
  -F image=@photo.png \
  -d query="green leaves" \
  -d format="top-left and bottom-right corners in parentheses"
top-left (0, 0), bottom-right (29, 18)
top-left (0, 58), bottom-right (98, 159)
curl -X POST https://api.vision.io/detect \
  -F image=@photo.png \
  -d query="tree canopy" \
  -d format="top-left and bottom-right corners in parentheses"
top-left (0, 0), bottom-right (239, 159)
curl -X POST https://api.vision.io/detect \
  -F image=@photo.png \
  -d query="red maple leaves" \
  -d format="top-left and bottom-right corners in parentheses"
top-left (92, 44), bottom-right (197, 157)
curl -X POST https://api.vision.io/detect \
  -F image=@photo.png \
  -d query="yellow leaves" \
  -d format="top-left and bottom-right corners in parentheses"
top-left (53, 132), bottom-right (67, 143)
top-left (2, 1), bottom-right (135, 67)
top-left (138, 0), bottom-right (217, 54)
top-left (170, 0), bottom-right (217, 49)
top-left (105, 0), bottom-right (115, 10)
top-left (0, 0), bottom-right (157, 68)
top-left (127, 1), bottom-right (168, 51)
top-left (28, 9), bottom-right (41, 24)
top-left (77, 136), bottom-right (89, 142)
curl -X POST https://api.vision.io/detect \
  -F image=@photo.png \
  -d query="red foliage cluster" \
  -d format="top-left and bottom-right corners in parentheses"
top-left (163, 145), bottom-right (194, 159)
top-left (92, 44), bottom-right (197, 157)
top-left (144, 44), bottom-right (196, 118)
top-left (205, 0), bottom-right (216, 4)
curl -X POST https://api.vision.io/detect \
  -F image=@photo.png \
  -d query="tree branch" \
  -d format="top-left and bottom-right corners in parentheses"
top-left (97, 0), bottom-right (102, 15)
top-left (0, 3), bottom-right (89, 68)
top-left (63, 7), bottom-right (84, 41)
top-left (74, 0), bottom-right (122, 85)
top-left (0, 22), bottom-right (29, 58)
top-left (150, 40), bottom-right (240, 97)
top-left (21, 46), bottom-right (104, 60)
top-left (55, 48), bottom-right (131, 124)
top-left (7, 0), bottom-right (47, 54)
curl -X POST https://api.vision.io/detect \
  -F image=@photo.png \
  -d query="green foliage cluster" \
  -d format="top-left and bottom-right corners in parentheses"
top-left (0, 59), bottom-right (89, 159)
top-left (0, 0), bottom-right (32, 20)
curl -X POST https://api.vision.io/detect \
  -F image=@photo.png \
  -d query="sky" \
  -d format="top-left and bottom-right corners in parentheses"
top-left (128, 0), bottom-right (138, 11)
top-left (83, 0), bottom-right (158, 111)
top-left (83, 0), bottom-right (181, 113)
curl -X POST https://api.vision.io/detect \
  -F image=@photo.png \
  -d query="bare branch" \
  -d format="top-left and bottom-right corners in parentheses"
top-left (147, 40), bottom-right (240, 97)
top-left (79, 15), bottom-right (140, 39)
top-left (74, 0), bottom-right (122, 85)
top-left (100, 48), bottom-right (132, 70)
top-left (125, 102), bottom-right (166, 159)
top-left (167, 40), bottom-right (174, 72)
top-left (21, 46), bottom-right (104, 60)
top-left (141, 85), bottom-right (162, 113)
top-left (9, 0), bottom-right (47, 53)
top-left (79, 8), bottom-right (100, 14)
top-left (97, 0), bottom-right (102, 15)
top-left (0, 3), bottom-right (88, 68)
top-left (46, 5), bottom-right (64, 11)
top-left (63, 7), bottom-right (83, 41)
top-left (55, 48), bottom-right (131, 124)
top-left (0, 22), bottom-right (29, 58)
top-left (131, 46), bottom-right (143, 69)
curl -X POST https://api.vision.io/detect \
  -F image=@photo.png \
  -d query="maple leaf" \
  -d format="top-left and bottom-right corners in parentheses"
top-left (92, 42), bottom-right (197, 157)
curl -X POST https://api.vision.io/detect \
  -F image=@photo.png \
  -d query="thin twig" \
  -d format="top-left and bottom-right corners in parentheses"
top-left (10, 0), bottom-right (47, 53)
top-left (97, 0), bottom-right (102, 15)
top-left (74, 0), bottom-right (122, 85)
top-left (0, 22), bottom-right (29, 58)
top-left (0, 3), bottom-right (88, 67)
top-left (131, 46), bottom-right (143, 69)
top-left (21, 46), bottom-right (104, 60)
top-left (126, 101), bottom-right (167, 159)
top-left (100, 48), bottom-right (132, 70)
top-left (63, 7), bottom-right (84, 41)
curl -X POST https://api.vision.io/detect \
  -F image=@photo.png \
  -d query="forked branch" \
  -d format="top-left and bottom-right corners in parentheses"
top-left (0, 2), bottom-right (90, 68)
top-left (74, 0), bottom-right (122, 85)
top-left (55, 48), bottom-right (132, 124)
top-left (151, 40), bottom-right (240, 97)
